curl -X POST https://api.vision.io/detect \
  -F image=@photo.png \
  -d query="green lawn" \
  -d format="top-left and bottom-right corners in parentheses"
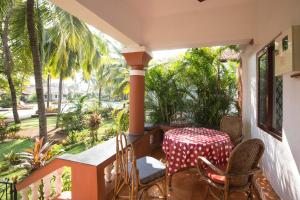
top-left (20, 116), bottom-right (57, 130)
top-left (0, 119), bottom-right (115, 181)
top-left (0, 139), bottom-right (34, 180)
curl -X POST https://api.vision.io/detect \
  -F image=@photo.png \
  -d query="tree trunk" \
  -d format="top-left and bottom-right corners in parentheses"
top-left (98, 86), bottom-right (102, 107)
top-left (27, 0), bottom-right (47, 141)
top-left (56, 71), bottom-right (63, 128)
top-left (47, 73), bottom-right (50, 108)
top-left (1, 8), bottom-right (20, 124)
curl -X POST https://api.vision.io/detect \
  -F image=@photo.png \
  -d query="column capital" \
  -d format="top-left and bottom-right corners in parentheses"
top-left (122, 51), bottom-right (152, 70)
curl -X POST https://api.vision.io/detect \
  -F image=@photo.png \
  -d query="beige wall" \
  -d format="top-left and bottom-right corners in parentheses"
top-left (242, 0), bottom-right (300, 199)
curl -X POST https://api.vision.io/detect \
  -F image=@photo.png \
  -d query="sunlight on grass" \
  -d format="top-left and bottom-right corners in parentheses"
top-left (0, 139), bottom-right (34, 165)
top-left (20, 116), bottom-right (57, 130)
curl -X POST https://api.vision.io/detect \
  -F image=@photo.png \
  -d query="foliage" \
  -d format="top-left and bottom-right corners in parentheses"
top-left (0, 119), bottom-right (9, 141)
top-left (6, 123), bottom-right (20, 138)
top-left (0, 162), bottom-right (10, 172)
top-left (145, 47), bottom-right (238, 129)
top-left (98, 107), bottom-right (113, 120)
top-left (27, 93), bottom-right (37, 103)
top-left (60, 96), bottom-right (88, 133)
top-left (62, 167), bottom-right (71, 192)
top-left (99, 127), bottom-right (117, 141)
top-left (18, 138), bottom-right (53, 171)
top-left (3, 150), bottom-right (20, 165)
top-left (50, 144), bottom-right (65, 156)
top-left (145, 63), bottom-right (185, 124)
top-left (0, 94), bottom-right (12, 108)
top-left (113, 106), bottom-right (129, 132)
top-left (88, 113), bottom-right (102, 143)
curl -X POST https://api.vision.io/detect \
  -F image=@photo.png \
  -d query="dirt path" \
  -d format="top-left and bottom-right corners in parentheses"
top-left (16, 126), bottom-right (68, 142)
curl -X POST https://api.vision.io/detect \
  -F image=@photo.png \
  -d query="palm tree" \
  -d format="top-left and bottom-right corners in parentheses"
top-left (0, 0), bottom-right (20, 123)
top-left (44, 7), bottom-right (96, 128)
top-left (26, 0), bottom-right (47, 140)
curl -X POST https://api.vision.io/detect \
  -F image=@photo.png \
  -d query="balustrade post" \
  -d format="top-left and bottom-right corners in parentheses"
top-left (20, 187), bottom-right (30, 200)
top-left (43, 174), bottom-right (52, 199)
top-left (55, 168), bottom-right (64, 195)
top-left (30, 180), bottom-right (41, 200)
top-left (104, 163), bottom-right (114, 182)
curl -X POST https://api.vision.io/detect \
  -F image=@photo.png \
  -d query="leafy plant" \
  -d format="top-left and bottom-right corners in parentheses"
top-left (60, 96), bottom-right (88, 133)
top-left (0, 94), bottom-right (12, 108)
top-left (0, 119), bottom-right (9, 141)
top-left (6, 123), bottom-right (21, 138)
top-left (114, 106), bottom-right (129, 132)
top-left (50, 144), bottom-right (65, 156)
top-left (100, 127), bottom-right (117, 141)
top-left (88, 113), bottom-right (102, 143)
top-left (0, 162), bottom-right (10, 172)
top-left (145, 47), bottom-right (238, 129)
top-left (19, 138), bottom-right (53, 171)
top-left (145, 63), bottom-right (185, 124)
top-left (4, 150), bottom-right (20, 165)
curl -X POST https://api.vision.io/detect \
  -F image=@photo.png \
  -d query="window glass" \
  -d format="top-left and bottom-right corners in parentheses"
top-left (258, 53), bottom-right (267, 125)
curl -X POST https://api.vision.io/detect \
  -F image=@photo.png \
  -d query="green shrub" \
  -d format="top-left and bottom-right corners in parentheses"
top-left (6, 123), bottom-right (21, 137)
top-left (62, 168), bottom-right (72, 192)
top-left (0, 94), bottom-right (12, 108)
top-left (27, 93), bottom-right (37, 103)
top-left (0, 162), bottom-right (10, 172)
top-left (145, 47), bottom-right (238, 129)
top-left (60, 96), bottom-right (88, 133)
top-left (100, 127), bottom-right (117, 141)
top-left (4, 150), bottom-right (20, 165)
top-left (98, 107), bottom-right (113, 120)
top-left (0, 119), bottom-right (9, 141)
top-left (51, 144), bottom-right (65, 156)
top-left (114, 107), bottom-right (129, 132)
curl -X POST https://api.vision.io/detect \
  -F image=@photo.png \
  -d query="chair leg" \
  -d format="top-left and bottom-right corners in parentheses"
top-left (223, 189), bottom-right (230, 200)
top-left (247, 185), bottom-right (254, 200)
top-left (204, 185), bottom-right (209, 200)
top-left (168, 174), bottom-right (173, 192)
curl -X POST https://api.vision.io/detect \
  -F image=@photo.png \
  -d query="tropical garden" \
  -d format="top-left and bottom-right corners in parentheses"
top-left (0, 0), bottom-right (241, 195)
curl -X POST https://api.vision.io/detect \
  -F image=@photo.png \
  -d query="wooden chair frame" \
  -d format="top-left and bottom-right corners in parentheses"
top-left (220, 116), bottom-right (243, 146)
top-left (197, 139), bottom-right (265, 200)
top-left (113, 133), bottom-right (167, 200)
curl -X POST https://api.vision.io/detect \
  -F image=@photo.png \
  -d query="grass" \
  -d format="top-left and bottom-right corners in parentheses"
top-left (0, 118), bottom-right (116, 183)
top-left (0, 139), bottom-right (34, 181)
top-left (0, 139), bottom-right (33, 166)
top-left (20, 116), bottom-right (57, 130)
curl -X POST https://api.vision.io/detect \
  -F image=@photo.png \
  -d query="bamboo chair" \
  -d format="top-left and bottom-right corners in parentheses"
top-left (113, 132), bottom-right (167, 200)
top-left (197, 138), bottom-right (265, 200)
top-left (220, 116), bottom-right (243, 146)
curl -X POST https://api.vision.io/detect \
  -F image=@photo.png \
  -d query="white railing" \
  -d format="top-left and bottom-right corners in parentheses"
top-left (19, 167), bottom-right (64, 200)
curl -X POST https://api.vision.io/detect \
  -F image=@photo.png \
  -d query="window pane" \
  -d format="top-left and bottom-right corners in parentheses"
top-left (258, 53), bottom-right (267, 125)
top-left (273, 76), bottom-right (283, 131)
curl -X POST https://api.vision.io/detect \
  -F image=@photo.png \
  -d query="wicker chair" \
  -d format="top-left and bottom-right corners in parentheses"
top-left (220, 116), bottom-right (243, 146)
top-left (113, 132), bottom-right (167, 200)
top-left (197, 138), bottom-right (265, 200)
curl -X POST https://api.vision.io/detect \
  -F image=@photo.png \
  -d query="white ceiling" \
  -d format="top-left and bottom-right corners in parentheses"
top-left (52, 0), bottom-right (256, 51)
top-left (126, 0), bottom-right (252, 20)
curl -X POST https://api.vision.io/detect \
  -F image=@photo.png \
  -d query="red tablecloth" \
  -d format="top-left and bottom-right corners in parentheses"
top-left (162, 127), bottom-right (233, 175)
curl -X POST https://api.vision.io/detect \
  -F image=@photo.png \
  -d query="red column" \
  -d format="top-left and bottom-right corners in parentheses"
top-left (123, 51), bottom-right (152, 135)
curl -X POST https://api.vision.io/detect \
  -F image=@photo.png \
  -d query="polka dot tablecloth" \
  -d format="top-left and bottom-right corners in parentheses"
top-left (162, 127), bottom-right (233, 176)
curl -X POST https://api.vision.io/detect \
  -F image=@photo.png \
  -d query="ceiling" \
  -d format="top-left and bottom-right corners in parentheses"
top-left (52, 0), bottom-right (256, 51)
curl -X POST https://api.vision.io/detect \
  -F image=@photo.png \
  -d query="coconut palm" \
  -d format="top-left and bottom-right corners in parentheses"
top-left (43, 7), bottom-right (96, 128)
top-left (26, 0), bottom-right (47, 140)
top-left (0, 0), bottom-right (20, 123)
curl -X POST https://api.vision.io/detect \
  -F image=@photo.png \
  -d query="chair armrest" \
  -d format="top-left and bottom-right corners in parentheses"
top-left (197, 156), bottom-right (225, 176)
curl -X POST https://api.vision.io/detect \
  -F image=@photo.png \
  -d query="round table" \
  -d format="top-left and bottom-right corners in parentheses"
top-left (162, 127), bottom-right (233, 176)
